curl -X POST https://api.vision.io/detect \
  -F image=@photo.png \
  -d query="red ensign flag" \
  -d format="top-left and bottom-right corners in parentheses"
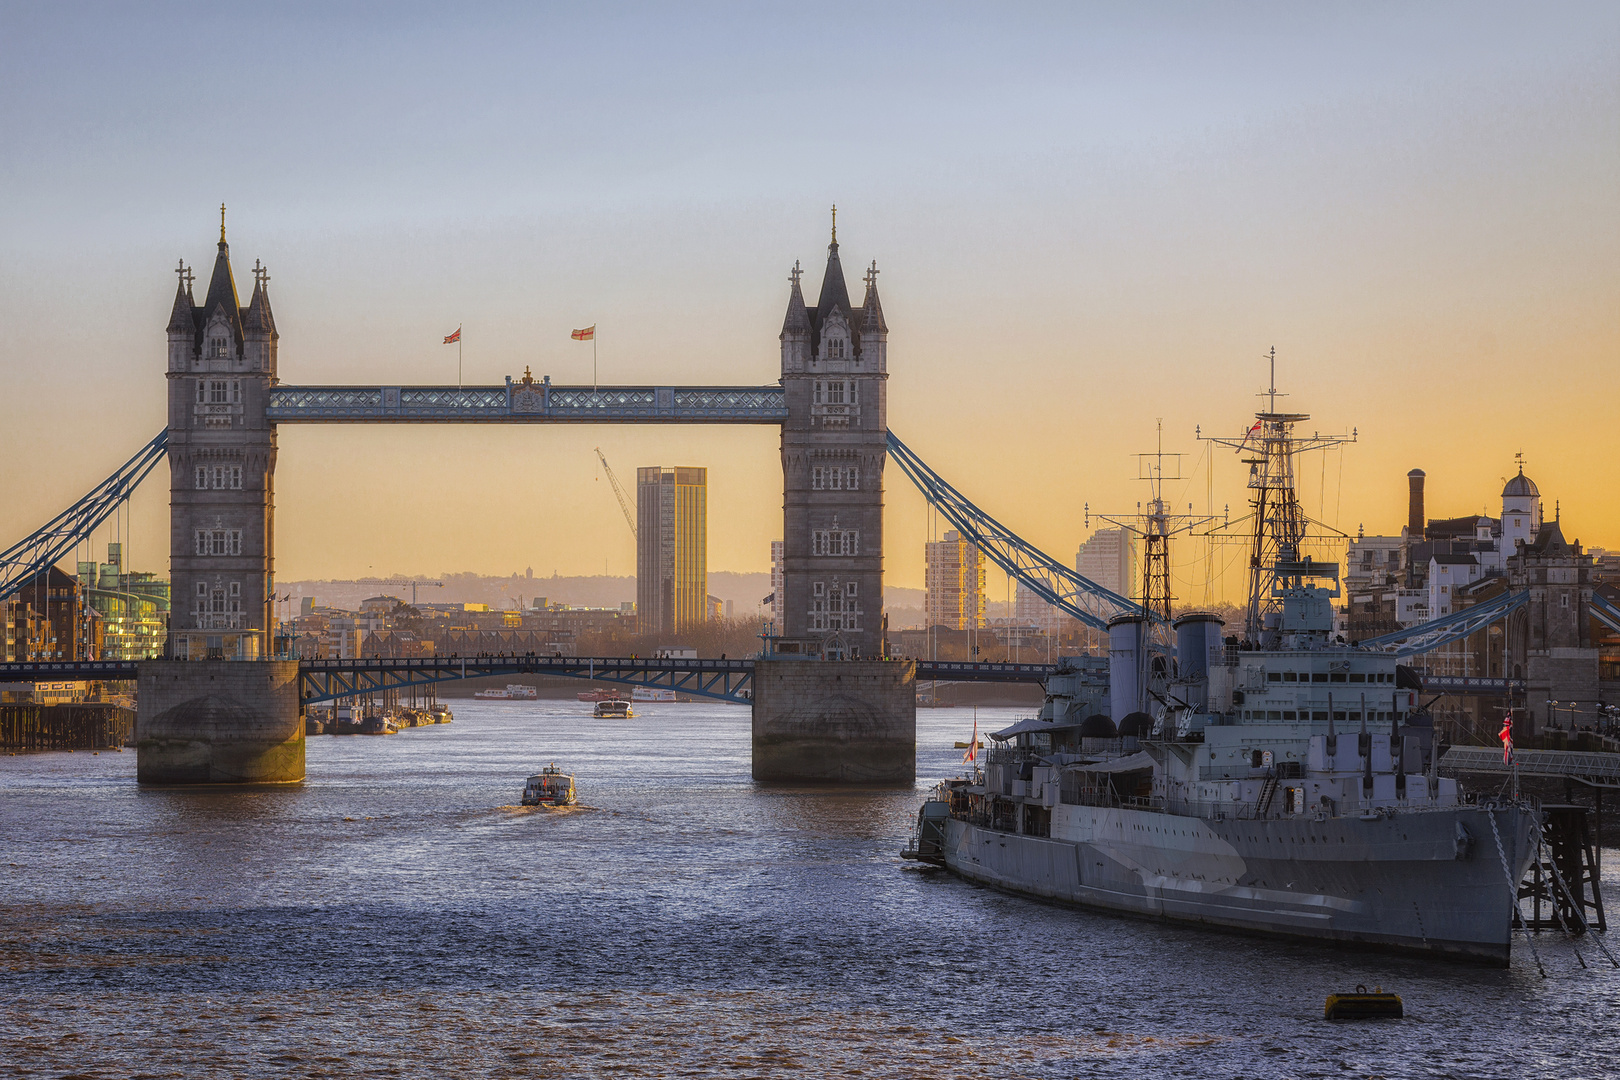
top-left (1499, 715), bottom-right (1514, 764)
top-left (443, 327), bottom-right (461, 344)
top-left (571, 325), bottom-right (596, 341)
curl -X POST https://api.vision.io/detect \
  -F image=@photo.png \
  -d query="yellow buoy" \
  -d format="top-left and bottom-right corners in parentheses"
top-left (1325, 985), bottom-right (1403, 1020)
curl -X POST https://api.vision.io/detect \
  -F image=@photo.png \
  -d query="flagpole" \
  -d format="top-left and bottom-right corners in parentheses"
top-left (593, 331), bottom-right (598, 394)
top-left (459, 332), bottom-right (463, 389)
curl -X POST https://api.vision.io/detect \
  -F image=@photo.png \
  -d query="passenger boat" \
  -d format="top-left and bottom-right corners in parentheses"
top-left (593, 698), bottom-right (634, 719)
top-left (632, 687), bottom-right (677, 703)
top-left (521, 764), bottom-right (578, 806)
top-left (474, 684), bottom-right (539, 700)
top-left (905, 382), bottom-right (1538, 965)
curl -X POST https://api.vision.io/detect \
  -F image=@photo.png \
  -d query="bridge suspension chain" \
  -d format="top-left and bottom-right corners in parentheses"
top-left (0, 429), bottom-right (169, 603)
top-left (885, 430), bottom-right (1150, 633)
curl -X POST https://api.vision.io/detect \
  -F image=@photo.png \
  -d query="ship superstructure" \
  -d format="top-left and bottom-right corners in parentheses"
top-left (909, 363), bottom-right (1538, 963)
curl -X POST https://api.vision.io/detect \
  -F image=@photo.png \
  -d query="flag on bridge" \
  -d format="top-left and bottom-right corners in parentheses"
top-left (762, 592), bottom-right (775, 606)
top-left (1499, 713), bottom-right (1514, 764)
top-left (443, 327), bottom-right (461, 344)
top-left (572, 325), bottom-right (596, 341)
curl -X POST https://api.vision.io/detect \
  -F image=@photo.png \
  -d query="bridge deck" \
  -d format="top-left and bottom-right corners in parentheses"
top-left (0, 656), bottom-right (1053, 706)
top-left (267, 384), bottom-right (787, 423)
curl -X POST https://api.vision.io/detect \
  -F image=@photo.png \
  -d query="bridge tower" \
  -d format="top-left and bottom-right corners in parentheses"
top-left (775, 216), bottom-right (887, 659)
top-left (754, 215), bottom-right (915, 783)
top-left (140, 213), bottom-right (301, 785)
top-left (165, 210), bottom-right (279, 661)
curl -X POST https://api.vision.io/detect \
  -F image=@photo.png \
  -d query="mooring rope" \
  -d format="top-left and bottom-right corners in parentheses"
top-left (1488, 806), bottom-right (1546, 978)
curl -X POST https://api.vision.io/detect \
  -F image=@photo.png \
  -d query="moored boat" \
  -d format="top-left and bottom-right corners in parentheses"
top-left (906, 378), bottom-right (1539, 964)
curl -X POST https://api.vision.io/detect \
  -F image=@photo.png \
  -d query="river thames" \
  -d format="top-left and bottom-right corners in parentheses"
top-left (3, 701), bottom-right (1617, 1078)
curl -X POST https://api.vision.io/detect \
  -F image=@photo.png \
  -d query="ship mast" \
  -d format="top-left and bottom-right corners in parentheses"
top-left (1087, 421), bottom-right (1219, 624)
top-left (1200, 349), bottom-right (1355, 641)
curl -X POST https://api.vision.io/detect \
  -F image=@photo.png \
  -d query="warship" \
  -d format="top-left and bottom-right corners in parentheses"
top-left (907, 369), bottom-right (1539, 964)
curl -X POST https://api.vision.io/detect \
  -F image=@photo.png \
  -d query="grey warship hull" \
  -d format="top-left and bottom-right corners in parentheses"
top-left (941, 803), bottom-right (1537, 964)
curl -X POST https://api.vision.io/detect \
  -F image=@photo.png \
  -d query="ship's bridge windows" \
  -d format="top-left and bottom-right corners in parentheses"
top-left (1330, 672), bottom-right (1347, 683)
top-left (1282, 672), bottom-right (1297, 682)
top-left (1312, 673), bottom-right (1328, 683)
top-left (1268, 710), bottom-right (1282, 720)
top-left (1349, 673), bottom-right (1366, 683)
top-left (1283, 711), bottom-right (1297, 721)
top-left (1311, 711), bottom-right (1328, 722)
top-left (1267, 672), bottom-right (1281, 683)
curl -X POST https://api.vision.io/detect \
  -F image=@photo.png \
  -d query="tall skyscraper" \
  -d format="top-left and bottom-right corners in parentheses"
top-left (925, 530), bottom-right (985, 630)
top-left (636, 466), bottom-right (708, 635)
top-left (1076, 527), bottom-right (1135, 599)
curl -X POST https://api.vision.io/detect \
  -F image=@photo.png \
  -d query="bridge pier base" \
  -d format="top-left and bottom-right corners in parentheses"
top-left (751, 658), bottom-right (915, 785)
top-left (135, 661), bottom-right (304, 785)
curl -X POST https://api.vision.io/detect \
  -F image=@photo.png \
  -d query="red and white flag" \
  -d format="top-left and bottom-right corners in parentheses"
top-left (1499, 714), bottom-right (1514, 764)
top-left (1240, 419), bottom-right (1263, 446)
top-left (962, 714), bottom-right (978, 764)
top-left (443, 327), bottom-right (461, 344)
top-left (571, 325), bottom-right (596, 341)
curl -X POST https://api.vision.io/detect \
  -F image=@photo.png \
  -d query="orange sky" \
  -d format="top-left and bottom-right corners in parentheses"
top-left (1, 6), bottom-right (1615, 610)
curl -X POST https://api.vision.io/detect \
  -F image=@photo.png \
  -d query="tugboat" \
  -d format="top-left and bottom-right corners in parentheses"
top-left (593, 697), bottom-right (634, 719)
top-left (906, 369), bottom-right (1539, 964)
top-left (521, 764), bottom-right (578, 806)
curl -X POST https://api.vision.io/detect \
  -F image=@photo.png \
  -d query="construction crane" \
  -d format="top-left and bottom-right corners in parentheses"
top-left (328, 578), bottom-right (445, 605)
top-left (595, 447), bottom-right (637, 540)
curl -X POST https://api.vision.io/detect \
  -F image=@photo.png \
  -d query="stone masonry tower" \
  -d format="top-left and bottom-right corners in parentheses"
top-left (164, 210), bottom-right (278, 660)
top-left (777, 213), bottom-right (888, 659)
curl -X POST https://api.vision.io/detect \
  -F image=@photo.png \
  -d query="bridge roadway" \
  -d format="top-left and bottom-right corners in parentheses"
top-left (0, 656), bottom-right (1059, 706)
top-left (0, 658), bottom-right (1525, 704)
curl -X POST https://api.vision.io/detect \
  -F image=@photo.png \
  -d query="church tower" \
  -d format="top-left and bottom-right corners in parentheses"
top-left (777, 210), bottom-right (888, 659)
top-left (165, 208), bottom-right (279, 660)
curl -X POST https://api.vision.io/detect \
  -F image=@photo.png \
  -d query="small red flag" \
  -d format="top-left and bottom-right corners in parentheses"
top-left (571, 325), bottom-right (595, 341)
top-left (1499, 714), bottom-right (1514, 764)
top-left (962, 714), bottom-right (978, 764)
top-left (443, 327), bottom-right (461, 344)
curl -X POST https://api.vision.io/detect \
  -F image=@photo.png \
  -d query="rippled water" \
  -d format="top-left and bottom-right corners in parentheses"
top-left (3, 701), bottom-right (1617, 1078)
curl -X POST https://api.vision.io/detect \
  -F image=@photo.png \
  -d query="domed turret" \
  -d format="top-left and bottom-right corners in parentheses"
top-left (1500, 462), bottom-right (1542, 552)
top-left (1079, 714), bottom-right (1117, 739)
top-left (1117, 712), bottom-right (1154, 738)
top-left (1502, 470), bottom-right (1539, 499)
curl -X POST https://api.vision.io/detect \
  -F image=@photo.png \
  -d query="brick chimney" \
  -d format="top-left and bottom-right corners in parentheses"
top-left (1407, 469), bottom-right (1426, 538)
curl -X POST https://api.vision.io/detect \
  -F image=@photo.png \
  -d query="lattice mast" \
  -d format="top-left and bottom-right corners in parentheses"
top-left (1086, 421), bottom-right (1220, 623)
top-left (1199, 349), bottom-right (1354, 639)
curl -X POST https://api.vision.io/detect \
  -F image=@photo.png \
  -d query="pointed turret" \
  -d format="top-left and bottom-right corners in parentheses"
top-left (166, 265), bottom-right (195, 335)
top-left (242, 261), bottom-right (277, 338)
top-left (813, 233), bottom-right (854, 330)
top-left (199, 207), bottom-right (245, 352)
top-left (859, 259), bottom-right (887, 336)
top-left (781, 260), bottom-right (810, 335)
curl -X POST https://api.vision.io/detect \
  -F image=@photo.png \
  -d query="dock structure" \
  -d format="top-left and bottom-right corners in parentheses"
top-left (1441, 746), bottom-right (1618, 939)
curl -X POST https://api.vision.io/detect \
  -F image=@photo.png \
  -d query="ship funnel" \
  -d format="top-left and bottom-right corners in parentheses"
top-left (1108, 615), bottom-right (1147, 720)
top-left (1172, 612), bottom-right (1224, 683)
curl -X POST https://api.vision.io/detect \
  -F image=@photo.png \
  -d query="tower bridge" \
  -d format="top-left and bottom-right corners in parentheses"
top-left (0, 214), bottom-right (1153, 786)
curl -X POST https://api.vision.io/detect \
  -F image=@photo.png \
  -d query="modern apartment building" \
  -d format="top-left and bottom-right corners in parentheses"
top-left (925, 529), bottom-right (985, 630)
top-left (636, 466), bottom-right (708, 635)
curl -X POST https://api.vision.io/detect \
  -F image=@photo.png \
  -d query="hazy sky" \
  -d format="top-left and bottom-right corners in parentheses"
top-left (2, 3), bottom-right (1615, 605)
